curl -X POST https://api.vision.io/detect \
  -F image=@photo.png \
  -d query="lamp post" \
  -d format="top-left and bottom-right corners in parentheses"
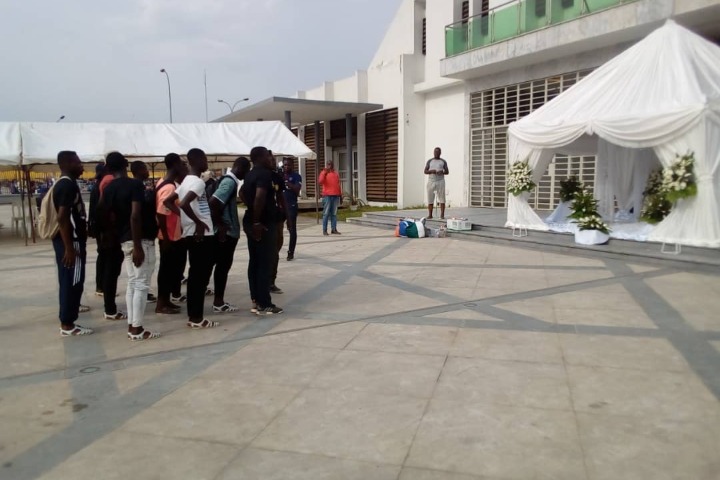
top-left (160, 68), bottom-right (173, 123)
top-left (217, 98), bottom-right (249, 113)
top-left (56, 115), bottom-right (65, 122)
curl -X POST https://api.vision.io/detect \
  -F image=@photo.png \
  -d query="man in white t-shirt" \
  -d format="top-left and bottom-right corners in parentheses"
top-left (173, 148), bottom-right (219, 329)
top-left (424, 147), bottom-right (449, 219)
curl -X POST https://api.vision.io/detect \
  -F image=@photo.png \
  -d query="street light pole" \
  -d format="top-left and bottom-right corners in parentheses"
top-left (217, 97), bottom-right (249, 113)
top-left (160, 68), bottom-right (173, 123)
top-left (56, 115), bottom-right (65, 122)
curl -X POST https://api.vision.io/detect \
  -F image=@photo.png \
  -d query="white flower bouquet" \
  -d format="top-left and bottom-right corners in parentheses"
top-left (576, 214), bottom-right (611, 234)
top-left (661, 152), bottom-right (697, 203)
top-left (507, 161), bottom-right (536, 196)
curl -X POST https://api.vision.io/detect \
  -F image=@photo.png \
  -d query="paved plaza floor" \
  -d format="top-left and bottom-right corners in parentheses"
top-left (0, 220), bottom-right (719, 479)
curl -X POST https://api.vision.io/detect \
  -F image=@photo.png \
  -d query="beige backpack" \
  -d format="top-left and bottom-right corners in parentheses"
top-left (37, 177), bottom-right (71, 239)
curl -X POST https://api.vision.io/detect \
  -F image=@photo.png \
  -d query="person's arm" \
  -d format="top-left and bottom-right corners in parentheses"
top-left (162, 192), bottom-right (181, 216)
top-left (288, 175), bottom-right (301, 195)
top-left (318, 169), bottom-right (327, 187)
top-left (251, 186), bottom-right (268, 241)
top-left (424, 160), bottom-right (433, 175)
top-left (443, 160), bottom-right (449, 176)
top-left (57, 205), bottom-right (76, 268)
top-left (157, 214), bottom-right (170, 244)
top-left (178, 191), bottom-right (209, 239)
top-left (130, 199), bottom-right (144, 267)
top-left (210, 181), bottom-right (229, 242)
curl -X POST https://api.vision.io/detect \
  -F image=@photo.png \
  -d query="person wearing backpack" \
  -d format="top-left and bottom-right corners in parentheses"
top-left (209, 156), bottom-right (250, 313)
top-left (51, 151), bottom-right (93, 336)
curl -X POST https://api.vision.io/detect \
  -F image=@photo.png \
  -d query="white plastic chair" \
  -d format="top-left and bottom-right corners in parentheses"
top-left (11, 200), bottom-right (25, 236)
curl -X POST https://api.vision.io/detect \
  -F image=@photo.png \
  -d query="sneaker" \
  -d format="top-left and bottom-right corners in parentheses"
top-left (147, 293), bottom-right (157, 303)
top-left (250, 302), bottom-right (258, 314)
top-left (255, 305), bottom-right (284, 316)
top-left (171, 294), bottom-right (187, 303)
top-left (287, 252), bottom-right (294, 261)
top-left (94, 290), bottom-right (104, 297)
top-left (331, 229), bottom-right (341, 235)
top-left (323, 231), bottom-right (329, 236)
top-left (104, 311), bottom-right (127, 320)
top-left (270, 285), bottom-right (284, 294)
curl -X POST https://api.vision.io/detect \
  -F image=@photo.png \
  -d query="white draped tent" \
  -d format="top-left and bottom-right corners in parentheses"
top-left (506, 20), bottom-right (720, 248)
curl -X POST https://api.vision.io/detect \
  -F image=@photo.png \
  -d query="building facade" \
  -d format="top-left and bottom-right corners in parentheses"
top-left (225, 0), bottom-right (720, 209)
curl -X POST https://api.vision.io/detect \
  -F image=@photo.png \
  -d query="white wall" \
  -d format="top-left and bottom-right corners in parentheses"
top-left (424, 0), bottom-right (455, 85)
top-left (424, 85), bottom-right (466, 208)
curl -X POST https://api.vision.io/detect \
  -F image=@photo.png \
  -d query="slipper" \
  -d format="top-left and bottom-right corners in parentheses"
top-left (205, 288), bottom-right (215, 296)
top-left (187, 318), bottom-right (220, 329)
top-left (79, 305), bottom-right (91, 313)
top-left (212, 303), bottom-right (239, 313)
top-left (155, 306), bottom-right (182, 315)
top-left (127, 328), bottom-right (161, 341)
top-left (104, 311), bottom-right (127, 321)
top-left (171, 294), bottom-right (187, 303)
top-left (60, 325), bottom-right (94, 337)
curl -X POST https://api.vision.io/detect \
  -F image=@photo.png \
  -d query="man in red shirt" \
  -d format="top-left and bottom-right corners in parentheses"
top-left (318, 160), bottom-right (342, 235)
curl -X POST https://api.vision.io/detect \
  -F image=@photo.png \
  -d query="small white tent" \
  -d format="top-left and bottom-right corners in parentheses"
top-left (506, 20), bottom-right (720, 248)
top-left (0, 120), bottom-right (316, 165)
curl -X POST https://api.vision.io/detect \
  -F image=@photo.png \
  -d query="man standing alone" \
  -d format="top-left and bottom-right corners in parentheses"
top-left (53, 151), bottom-right (93, 336)
top-left (319, 160), bottom-right (342, 235)
top-left (283, 157), bottom-right (302, 260)
top-left (209, 156), bottom-right (250, 313)
top-left (424, 147), bottom-right (449, 220)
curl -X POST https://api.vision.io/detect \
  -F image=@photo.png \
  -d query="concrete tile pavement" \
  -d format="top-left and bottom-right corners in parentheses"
top-left (0, 220), bottom-right (719, 479)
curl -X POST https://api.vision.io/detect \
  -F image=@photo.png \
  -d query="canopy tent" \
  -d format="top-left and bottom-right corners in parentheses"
top-left (506, 20), bottom-right (720, 248)
top-left (0, 120), bottom-right (315, 165)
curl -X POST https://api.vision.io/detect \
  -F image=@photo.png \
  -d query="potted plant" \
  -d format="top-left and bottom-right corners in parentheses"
top-left (569, 188), bottom-right (611, 245)
top-left (640, 169), bottom-right (672, 224)
top-left (343, 193), bottom-right (366, 211)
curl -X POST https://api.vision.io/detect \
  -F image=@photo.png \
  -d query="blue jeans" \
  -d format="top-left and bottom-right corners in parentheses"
top-left (53, 236), bottom-right (86, 326)
top-left (322, 196), bottom-right (340, 232)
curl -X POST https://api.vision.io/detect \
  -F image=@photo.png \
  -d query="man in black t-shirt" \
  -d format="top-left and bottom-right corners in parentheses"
top-left (241, 146), bottom-right (283, 315)
top-left (269, 154), bottom-right (287, 294)
top-left (102, 154), bottom-right (160, 341)
top-left (52, 151), bottom-right (92, 336)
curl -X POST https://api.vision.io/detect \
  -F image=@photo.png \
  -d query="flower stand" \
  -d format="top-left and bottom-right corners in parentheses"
top-left (575, 229), bottom-right (610, 245)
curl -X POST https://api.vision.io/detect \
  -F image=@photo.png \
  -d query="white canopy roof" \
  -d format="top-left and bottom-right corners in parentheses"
top-left (0, 120), bottom-right (316, 166)
top-left (507, 21), bottom-right (720, 248)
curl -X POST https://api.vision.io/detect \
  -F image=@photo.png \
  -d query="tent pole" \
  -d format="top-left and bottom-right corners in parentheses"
top-left (25, 166), bottom-right (36, 243)
top-left (315, 120), bottom-right (321, 225)
top-left (20, 166), bottom-right (28, 246)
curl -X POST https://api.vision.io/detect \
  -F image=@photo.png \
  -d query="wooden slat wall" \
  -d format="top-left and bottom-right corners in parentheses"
top-left (302, 124), bottom-right (324, 198)
top-left (365, 108), bottom-right (398, 203)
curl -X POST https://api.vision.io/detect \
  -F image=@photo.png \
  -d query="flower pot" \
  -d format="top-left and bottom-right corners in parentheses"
top-left (575, 229), bottom-right (610, 245)
top-left (350, 205), bottom-right (358, 211)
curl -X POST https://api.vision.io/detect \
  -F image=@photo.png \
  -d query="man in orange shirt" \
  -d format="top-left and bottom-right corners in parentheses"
top-left (318, 160), bottom-right (342, 235)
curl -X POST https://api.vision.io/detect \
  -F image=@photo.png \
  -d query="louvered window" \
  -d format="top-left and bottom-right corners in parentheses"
top-left (470, 69), bottom-right (594, 209)
top-left (365, 108), bottom-right (398, 203)
top-left (302, 124), bottom-right (324, 198)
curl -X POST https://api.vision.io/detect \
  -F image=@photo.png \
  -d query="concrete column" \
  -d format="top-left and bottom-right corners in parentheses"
top-left (284, 110), bottom-right (292, 129)
top-left (315, 120), bottom-right (321, 224)
top-left (345, 113), bottom-right (353, 199)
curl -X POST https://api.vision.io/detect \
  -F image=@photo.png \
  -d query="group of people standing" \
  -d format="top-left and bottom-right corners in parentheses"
top-left (51, 146), bottom-right (302, 340)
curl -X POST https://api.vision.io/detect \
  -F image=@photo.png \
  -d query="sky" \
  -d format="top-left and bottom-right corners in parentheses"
top-left (0, 0), bottom-right (402, 123)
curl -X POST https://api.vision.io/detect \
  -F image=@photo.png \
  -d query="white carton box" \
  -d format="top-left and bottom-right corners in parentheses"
top-left (446, 218), bottom-right (472, 231)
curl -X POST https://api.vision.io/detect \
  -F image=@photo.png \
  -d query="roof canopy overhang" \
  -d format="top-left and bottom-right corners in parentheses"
top-left (213, 97), bottom-right (384, 126)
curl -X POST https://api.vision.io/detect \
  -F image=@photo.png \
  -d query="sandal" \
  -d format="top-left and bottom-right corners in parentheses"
top-left (104, 311), bottom-right (128, 321)
top-left (127, 328), bottom-right (161, 341)
top-left (212, 303), bottom-right (239, 313)
top-left (205, 288), bottom-right (215, 296)
top-left (79, 305), bottom-right (91, 313)
top-left (187, 318), bottom-right (220, 329)
top-left (60, 325), bottom-right (94, 336)
top-left (171, 294), bottom-right (187, 303)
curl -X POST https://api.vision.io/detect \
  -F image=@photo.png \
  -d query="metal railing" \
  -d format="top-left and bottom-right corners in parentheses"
top-left (445, 0), bottom-right (639, 57)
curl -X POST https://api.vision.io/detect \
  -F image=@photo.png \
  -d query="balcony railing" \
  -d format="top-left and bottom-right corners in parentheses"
top-left (445, 0), bottom-right (639, 57)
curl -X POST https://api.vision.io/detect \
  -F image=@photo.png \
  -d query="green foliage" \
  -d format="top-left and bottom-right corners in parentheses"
top-left (559, 176), bottom-right (583, 203)
top-left (570, 188), bottom-right (610, 234)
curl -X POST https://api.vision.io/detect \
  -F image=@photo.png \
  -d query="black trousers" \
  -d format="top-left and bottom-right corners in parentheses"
top-left (185, 236), bottom-right (216, 320)
top-left (101, 244), bottom-right (124, 315)
top-left (245, 224), bottom-right (276, 309)
top-left (271, 220), bottom-right (285, 284)
top-left (53, 237), bottom-right (86, 326)
top-left (95, 238), bottom-right (105, 292)
top-left (287, 203), bottom-right (298, 255)
top-left (157, 239), bottom-right (187, 301)
top-left (214, 236), bottom-right (239, 301)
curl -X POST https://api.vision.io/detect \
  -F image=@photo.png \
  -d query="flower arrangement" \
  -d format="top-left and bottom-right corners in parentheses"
top-left (640, 168), bottom-right (672, 224)
top-left (559, 176), bottom-right (583, 202)
top-left (661, 152), bottom-right (698, 203)
top-left (506, 161), bottom-right (536, 196)
top-left (569, 188), bottom-right (611, 234)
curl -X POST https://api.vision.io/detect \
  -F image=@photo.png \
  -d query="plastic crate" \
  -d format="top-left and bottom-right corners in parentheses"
top-left (446, 218), bottom-right (472, 231)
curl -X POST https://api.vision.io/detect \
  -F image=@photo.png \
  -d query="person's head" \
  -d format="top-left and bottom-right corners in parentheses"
top-left (283, 157), bottom-right (295, 173)
top-left (94, 162), bottom-right (106, 180)
top-left (250, 146), bottom-right (270, 169)
top-left (130, 161), bottom-right (149, 181)
top-left (231, 156), bottom-right (251, 180)
top-left (433, 147), bottom-right (441, 159)
top-left (57, 151), bottom-right (83, 178)
top-left (164, 152), bottom-right (182, 170)
top-left (175, 161), bottom-right (189, 182)
top-left (105, 151), bottom-right (128, 175)
top-left (187, 148), bottom-right (208, 173)
top-left (326, 159), bottom-right (334, 170)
